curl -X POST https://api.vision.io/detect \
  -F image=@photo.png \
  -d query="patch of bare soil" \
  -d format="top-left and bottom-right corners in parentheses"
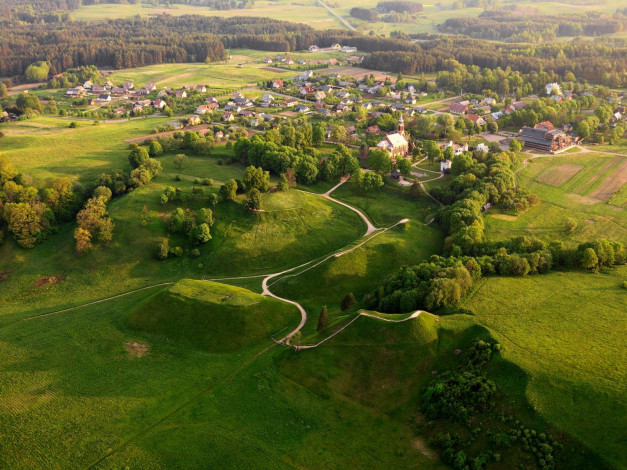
top-left (125, 342), bottom-right (150, 357)
top-left (34, 274), bottom-right (65, 288)
top-left (412, 438), bottom-right (438, 459)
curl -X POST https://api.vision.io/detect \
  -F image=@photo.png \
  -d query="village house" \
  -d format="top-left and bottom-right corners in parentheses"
top-left (285, 58), bottom-right (294, 65)
top-left (476, 143), bottom-right (489, 154)
top-left (65, 87), bottom-right (84, 97)
top-left (96, 93), bottom-right (111, 102)
top-left (123, 81), bottom-right (134, 90)
top-left (340, 46), bottom-right (357, 53)
top-left (449, 102), bottom-right (469, 115)
top-left (91, 85), bottom-right (106, 94)
top-left (367, 125), bottom-right (381, 135)
top-left (153, 99), bottom-right (166, 110)
top-left (445, 141), bottom-right (469, 156)
top-left (308, 45), bottom-right (320, 52)
top-left (272, 80), bottom-right (284, 89)
top-left (331, 43), bottom-right (341, 50)
top-left (284, 98), bottom-right (298, 107)
top-left (263, 57), bottom-right (273, 64)
top-left (167, 121), bottom-right (183, 129)
top-left (145, 83), bottom-right (157, 92)
top-left (83, 80), bottom-right (93, 89)
top-left (295, 104), bottom-right (310, 113)
top-left (222, 112), bottom-right (234, 122)
top-left (206, 96), bottom-right (218, 104)
top-left (518, 126), bottom-right (573, 152)
top-left (468, 114), bottom-right (486, 126)
top-left (376, 116), bottom-right (409, 158)
top-left (174, 90), bottom-right (187, 99)
top-left (188, 115), bottom-right (200, 126)
top-left (196, 85), bottom-right (207, 93)
top-left (440, 159), bottom-right (452, 173)
top-left (195, 104), bottom-right (209, 114)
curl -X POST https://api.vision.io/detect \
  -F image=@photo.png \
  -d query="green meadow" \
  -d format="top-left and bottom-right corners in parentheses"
top-left (72, 0), bottom-right (343, 29)
top-left (0, 117), bottom-right (174, 184)
top-left (106, 62), bottom-right (281, 91)
top-left (463, 267), bottom-right (627, 469)
top-left (485, 152), bottom-right (627, 245)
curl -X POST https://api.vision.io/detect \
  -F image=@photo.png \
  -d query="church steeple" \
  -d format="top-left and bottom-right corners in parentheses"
top-left (398, 114), bottom-right (405, 135)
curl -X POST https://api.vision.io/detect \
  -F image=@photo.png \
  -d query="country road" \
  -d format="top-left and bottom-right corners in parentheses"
top-left (318, 0), bottom-right (355, 31)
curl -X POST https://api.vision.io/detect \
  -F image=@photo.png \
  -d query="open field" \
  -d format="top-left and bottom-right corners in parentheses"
top-left (105, 62), bottom-right (281, 91)
top-left (463, 267), bottom-right (627, 469)
top-left (0, 117), bottom-right (175, 184)
top-left (485, 152), bottom-right (627, 245)
top-left (72, 0), bottom-right (343, 29)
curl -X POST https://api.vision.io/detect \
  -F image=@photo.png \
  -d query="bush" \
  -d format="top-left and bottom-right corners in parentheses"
top-left (69, 121), bottom-right (77, 128)
top-left (154, 239), bottom-right (169, 260)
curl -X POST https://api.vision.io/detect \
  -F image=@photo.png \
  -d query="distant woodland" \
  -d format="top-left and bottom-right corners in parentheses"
top-left (0, 0), bottom-right (625, 86)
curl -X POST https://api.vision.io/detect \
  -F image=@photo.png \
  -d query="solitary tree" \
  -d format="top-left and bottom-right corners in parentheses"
top-left (317, 305), bottom-right (328, 332)
top-left (173, 153), bottom-right (188, 169)
top-left (340, 293), bottom-right (356, 311)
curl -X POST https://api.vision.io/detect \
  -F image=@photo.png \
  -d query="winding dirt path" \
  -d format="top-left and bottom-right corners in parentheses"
top-left (294, 310), bottom-right (423, 351)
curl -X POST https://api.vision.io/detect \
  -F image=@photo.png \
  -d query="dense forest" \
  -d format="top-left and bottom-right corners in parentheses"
top-left (440, 10), bottom-right (626, 42)
top-left (0, 1), bottom-right (625, 86)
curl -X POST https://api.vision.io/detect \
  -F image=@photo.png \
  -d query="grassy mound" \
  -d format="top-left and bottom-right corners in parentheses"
top-left (126, 279), bottom-right (299, 352)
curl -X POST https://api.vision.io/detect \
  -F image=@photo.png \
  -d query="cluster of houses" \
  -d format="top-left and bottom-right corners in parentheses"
top-left (448, 97), bottom-right (526, 122)
top-left (307, 44), bottom-right (358, 53)
top-left (263, 54), bottom-right (362, 67)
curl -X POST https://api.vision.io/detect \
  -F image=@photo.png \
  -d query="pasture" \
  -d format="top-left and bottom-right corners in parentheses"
top-left (484, 152), bottom-right (627, 245)
top-left (463, 267), bottom-right (627, 469)
top-left (0, 116), bottom-right (174, 183)
top-left (105, 62), bottom-right (281, 91)
top-left (72, 0), bottom-right (344, 29)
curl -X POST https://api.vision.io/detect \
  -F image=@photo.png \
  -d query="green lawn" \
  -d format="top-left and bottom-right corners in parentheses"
top-left (462, 267), bottom-right (627, 469)
top-left (332, 178), bottom-right (439, 226)
top-left (0, 116), bottom-right (174, 184)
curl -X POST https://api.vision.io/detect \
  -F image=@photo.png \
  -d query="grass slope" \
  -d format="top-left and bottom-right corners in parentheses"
top-left (0, 181), bottom-right (362, 323)
top-left (463, 267), bottom-right (627, 469)
top-left (106, 62), bottom-right (280, 91)
top-left (0, 117), bottom-right (174, 183)
top-left (127, 280), bottom-right (298, 352)
top-left (272, 220), bottom-right (443, 337)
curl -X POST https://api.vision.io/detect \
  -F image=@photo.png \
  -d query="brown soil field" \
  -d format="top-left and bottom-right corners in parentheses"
top-left (536, 163), bottom-right (583, 186)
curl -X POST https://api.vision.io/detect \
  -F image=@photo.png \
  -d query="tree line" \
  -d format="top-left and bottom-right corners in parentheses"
top-left (440, 11), bottom-right (626, 42)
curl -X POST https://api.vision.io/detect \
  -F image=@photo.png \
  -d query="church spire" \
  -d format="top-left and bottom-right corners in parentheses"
top-left (398, 114), bottom-right (405, 135)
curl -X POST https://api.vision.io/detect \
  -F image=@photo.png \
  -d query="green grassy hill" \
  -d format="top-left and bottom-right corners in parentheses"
top-left (463, 267), bottom-right (627, 469)
top-left (126, 280), bottom-right (299, 352)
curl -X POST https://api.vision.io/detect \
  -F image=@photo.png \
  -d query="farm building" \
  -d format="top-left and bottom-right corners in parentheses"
top-left (518, 126), bottom-right (573, 152)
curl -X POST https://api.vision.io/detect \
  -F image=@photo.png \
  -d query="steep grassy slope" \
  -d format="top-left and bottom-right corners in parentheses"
top-left (463, 267), bottom-right (627, 469)
top-left (126, 280), bottom-right (298, 352)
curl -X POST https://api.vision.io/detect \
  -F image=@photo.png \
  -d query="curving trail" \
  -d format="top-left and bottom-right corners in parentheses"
top-left (294, 310), bottom-right (423, 350)
top-left (261, 177), bottom-right (410, 344)
top-left (301, 176), bottom-right (378, 235)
